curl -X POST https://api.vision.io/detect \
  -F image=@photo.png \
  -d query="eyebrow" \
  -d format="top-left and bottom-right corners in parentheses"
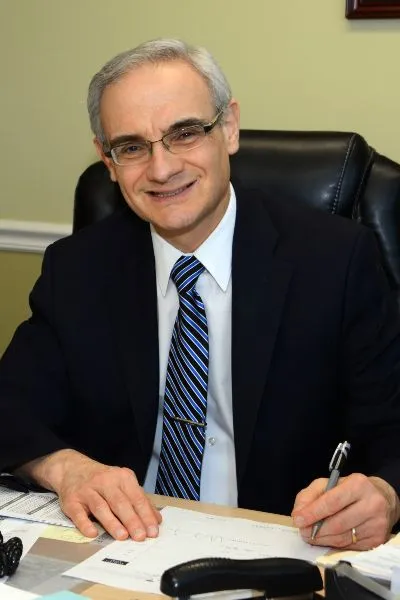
top-left (108, 116), bottom-right (208, 148)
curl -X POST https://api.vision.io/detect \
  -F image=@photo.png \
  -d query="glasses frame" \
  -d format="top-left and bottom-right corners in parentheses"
top-left (104, 109), bottom-right (224, 166)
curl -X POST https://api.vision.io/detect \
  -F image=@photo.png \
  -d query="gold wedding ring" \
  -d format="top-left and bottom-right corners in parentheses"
top-left (351, 527), bottom-right (358, 544)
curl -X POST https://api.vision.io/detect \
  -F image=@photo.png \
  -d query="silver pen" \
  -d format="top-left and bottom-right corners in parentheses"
top-left (311, 441), bottom-right (351, 540)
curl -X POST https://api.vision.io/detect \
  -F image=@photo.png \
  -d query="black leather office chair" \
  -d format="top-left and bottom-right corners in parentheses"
top-left (74, 130), bottom-right (400, 302)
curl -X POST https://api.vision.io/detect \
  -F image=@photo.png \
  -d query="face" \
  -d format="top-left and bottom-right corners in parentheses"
top-left (95, 60), bottom-right (240, 252)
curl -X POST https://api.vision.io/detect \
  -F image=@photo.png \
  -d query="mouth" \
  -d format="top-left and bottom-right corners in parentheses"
top-left (147, 181), bottom-right (196, 198)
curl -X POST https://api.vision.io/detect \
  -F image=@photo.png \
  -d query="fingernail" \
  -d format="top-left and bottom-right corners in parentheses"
top-left (115, 528), bottom-right (128, 539)
top-left (147, 525), bottom-right (159, 537)
top-left (133, 528), bottom-right (145, 540)
top-left (294, 516), bottom-right (305, 527)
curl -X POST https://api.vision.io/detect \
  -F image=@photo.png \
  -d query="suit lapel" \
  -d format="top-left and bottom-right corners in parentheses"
top-left (232, 190), bottom-right (293, 487)
top-left (106, 210), bottom-right (159, 471)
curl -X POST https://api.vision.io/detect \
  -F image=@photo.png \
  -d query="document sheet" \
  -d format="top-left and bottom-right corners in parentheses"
top-left (64, 506), bottom-right (328, 593)
top-left (0, 489), bottom-right (74, 528)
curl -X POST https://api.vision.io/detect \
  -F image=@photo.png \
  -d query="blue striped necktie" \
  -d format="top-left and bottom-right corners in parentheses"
top-left (155, 254), bottom-right (209, 500)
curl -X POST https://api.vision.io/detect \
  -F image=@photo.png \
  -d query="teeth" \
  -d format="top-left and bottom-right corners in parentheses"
top-left (152, 185), bottom-right (187, 198)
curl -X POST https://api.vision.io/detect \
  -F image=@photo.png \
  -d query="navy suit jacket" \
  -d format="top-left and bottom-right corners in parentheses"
top-left (2, 185), bottom-right (400, 516)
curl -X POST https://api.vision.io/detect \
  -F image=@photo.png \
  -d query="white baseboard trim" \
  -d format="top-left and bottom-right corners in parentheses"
top-left (0, 220), bottom-right (72, 254)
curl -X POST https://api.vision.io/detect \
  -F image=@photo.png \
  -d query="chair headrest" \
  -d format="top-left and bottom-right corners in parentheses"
top-left (230, 130), bottom-right (373, 216)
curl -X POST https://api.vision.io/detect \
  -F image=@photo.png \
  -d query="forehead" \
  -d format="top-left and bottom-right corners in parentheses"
top-left (99, 60), bottom-right (215, 138)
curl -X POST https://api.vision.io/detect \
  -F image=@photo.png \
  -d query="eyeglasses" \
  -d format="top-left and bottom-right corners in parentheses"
top-left (104, 109), bottom-right (224, 166)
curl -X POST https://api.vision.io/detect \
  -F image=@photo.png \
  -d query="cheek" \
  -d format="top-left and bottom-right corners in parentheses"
top-left (206, 150), bottom-right (231, 184)
top-left (115, 169), bottom-right (144, 195)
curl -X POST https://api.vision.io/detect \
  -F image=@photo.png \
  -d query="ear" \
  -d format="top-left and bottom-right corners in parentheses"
top-left (94, 138), bottom-right (118, 182)
top-left (221, 99), bottom-right (240, 156)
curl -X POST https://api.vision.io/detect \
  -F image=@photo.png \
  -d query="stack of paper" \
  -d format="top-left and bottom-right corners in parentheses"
top-left (318, 532), bottom-right (400, 585)
top-left (347, 542), bottom-right (400, 581)
top-left (64, 506), bottom-right (327, 594)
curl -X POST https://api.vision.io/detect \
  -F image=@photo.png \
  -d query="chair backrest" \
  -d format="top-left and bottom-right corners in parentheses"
top-left (73, 130), bottom-right (400, 299)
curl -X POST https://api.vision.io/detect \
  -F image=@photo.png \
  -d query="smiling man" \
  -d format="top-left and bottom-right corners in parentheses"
top-left (1, 39), bottom-right (400, 551)
top-left (96, 58), bottom-right (239, 252)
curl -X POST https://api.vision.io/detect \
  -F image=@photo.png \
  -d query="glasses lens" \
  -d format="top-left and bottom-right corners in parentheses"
top-left (112, 142), bottom-right (148, 165)
top-left (165, 125), bottom-right (205, 153)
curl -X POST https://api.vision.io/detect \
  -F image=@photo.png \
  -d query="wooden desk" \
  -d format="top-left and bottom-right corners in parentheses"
top-left (8, 495), bottom-right (295, 599)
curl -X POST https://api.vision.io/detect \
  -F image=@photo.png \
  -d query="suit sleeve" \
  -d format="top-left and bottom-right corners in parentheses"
top-left (341, 227), bottom-right (400, 495)
top-left (0, 245), bottom-right (70, 471)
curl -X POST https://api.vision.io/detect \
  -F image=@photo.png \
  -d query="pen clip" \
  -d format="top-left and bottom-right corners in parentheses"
top-left (329, 441), bottom-right (351, 471)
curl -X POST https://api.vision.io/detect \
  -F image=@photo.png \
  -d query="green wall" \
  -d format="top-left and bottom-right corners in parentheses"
top-left (1, 0), bottom-right (400, 354)
top-left (2, 0), bottom-right (400, 223)
top-left (0, 251), bottom-right (42, 355)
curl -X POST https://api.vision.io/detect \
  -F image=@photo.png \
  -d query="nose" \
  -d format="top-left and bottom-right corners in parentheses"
top-left (146, 141), bottom-right (183, 183)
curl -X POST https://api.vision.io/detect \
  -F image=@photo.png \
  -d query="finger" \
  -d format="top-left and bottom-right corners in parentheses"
top-left (85, 490), bottom-right (130, 540)
top-left (300, 525), bottom-right (360, 549)
top-left (300, 520), bottom-right (377, 550)
top-left (61, 498), bottom-right (99, 538)
top-left (292, 479), bottom-right (328, 514)
top-left (100, 489), bottom-right (153, 541)
top-left (93, 469), bottom-right (161, 540)
top-left (305, 499), bottom-right (389, 550)
top-left (299, 499), bottom-right (389, 550)
top-left (298, 503), bottom-right (367, 548)
top-left (293, 477), bottom-right (358, 529)
top-left (118, 469), bottom-right (162, 538)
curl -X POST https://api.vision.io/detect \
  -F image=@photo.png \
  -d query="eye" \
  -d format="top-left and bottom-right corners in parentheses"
top-left (119, 142), bottom-right (145, 155)
top-left (169, 126), bottom-right (202, 144)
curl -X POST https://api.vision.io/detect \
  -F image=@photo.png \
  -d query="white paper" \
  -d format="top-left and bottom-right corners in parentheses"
top-left (64, 505), bottom-right (328, 594)
top-left (0, 586), bottom-right (38, 599)
top-left (0, 518), bottom-right (48, 584)
top-left (0, 489), bottom-right (74, 528)
top-left (348, 543), bottom-right (400, 581)
top-left (391, 566), bottom-right (400, 593)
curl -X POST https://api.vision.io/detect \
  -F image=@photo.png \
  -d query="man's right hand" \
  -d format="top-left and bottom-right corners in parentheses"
top-left (17, 449), bottom-right (162, 541)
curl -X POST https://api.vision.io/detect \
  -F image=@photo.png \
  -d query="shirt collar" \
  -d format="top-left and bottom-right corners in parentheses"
top-left (151, 183), bottom-right (236, 296)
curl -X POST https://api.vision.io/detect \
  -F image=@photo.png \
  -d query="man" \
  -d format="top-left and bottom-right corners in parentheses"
top-left (1, 39), bottom-right (400, 550)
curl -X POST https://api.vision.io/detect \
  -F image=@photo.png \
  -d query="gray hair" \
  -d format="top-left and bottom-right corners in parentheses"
top-left (87, 38), bottom-right (232, 146)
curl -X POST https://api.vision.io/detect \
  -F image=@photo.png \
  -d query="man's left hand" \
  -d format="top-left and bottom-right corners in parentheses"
top-left (291, 474), bottom-right (400, 549)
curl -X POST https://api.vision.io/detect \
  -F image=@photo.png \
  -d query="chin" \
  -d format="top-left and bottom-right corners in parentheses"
top-left (157, 220), bottom-right (195, 234)
top-left (154, 213), bottom-right (200, 236)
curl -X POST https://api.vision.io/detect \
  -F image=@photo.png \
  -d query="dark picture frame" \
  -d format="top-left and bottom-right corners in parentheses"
top-left (346, 0), bottom-right (400, 18)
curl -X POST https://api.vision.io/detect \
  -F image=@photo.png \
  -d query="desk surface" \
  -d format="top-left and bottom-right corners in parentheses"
top-left (6, 495), bottom-right (293, 600)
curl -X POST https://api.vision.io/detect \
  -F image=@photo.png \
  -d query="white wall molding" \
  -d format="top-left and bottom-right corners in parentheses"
top-left (0, 220), bottom-right (72, 254)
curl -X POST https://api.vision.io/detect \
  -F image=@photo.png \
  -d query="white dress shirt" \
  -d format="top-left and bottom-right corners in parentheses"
top-left (143, 184), bottom-right (238, 506)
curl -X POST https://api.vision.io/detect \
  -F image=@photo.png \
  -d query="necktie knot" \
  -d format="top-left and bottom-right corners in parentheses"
top-left (171, 255), bottom-right (205, 295)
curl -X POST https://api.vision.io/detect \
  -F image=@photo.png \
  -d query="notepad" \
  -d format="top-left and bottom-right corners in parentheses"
top-left (347, 541), bottom-right (400, 581)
